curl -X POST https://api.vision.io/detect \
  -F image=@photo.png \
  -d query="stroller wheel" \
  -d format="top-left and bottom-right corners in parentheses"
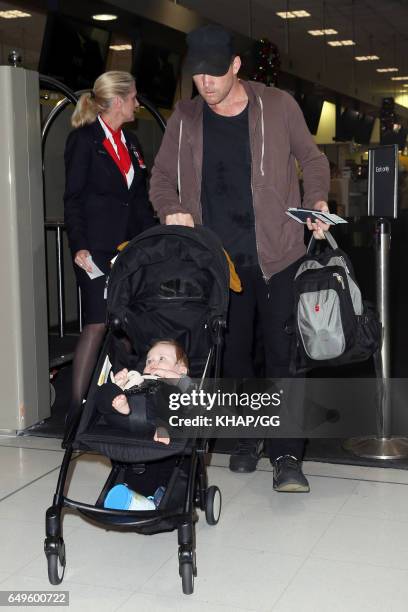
top-left (205, 486), bottom-right (221, 525)
top-left (45, 537), bottom-right (66, 585)
top-left (180, 561), bottom-right (194, 595)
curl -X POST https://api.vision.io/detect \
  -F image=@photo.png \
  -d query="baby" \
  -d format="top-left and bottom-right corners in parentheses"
top-left (97, 340), bottom-right (189, 444)
top-left (111, 340), bottom-right (188, 416)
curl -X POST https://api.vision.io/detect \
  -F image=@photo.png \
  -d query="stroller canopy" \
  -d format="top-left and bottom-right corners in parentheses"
top-left (106, 226), bottom-right (230, 375)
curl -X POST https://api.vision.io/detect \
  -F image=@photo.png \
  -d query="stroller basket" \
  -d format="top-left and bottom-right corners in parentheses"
top-left (69, 453), bottom-right (193, 531)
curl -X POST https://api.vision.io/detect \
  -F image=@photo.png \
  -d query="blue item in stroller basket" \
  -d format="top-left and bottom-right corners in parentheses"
top-left (104, 484), bottom-right (156, 511)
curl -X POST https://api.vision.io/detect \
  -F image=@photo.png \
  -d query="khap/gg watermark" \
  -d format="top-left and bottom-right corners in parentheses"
top-left (168, 413), bottom-right (280, 428)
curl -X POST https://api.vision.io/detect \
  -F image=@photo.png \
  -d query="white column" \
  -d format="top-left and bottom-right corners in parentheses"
top-left (0, 66), bottom-right (49, 432)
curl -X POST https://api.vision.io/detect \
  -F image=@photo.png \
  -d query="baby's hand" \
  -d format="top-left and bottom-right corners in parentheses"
top-left (146, 368), bottom-right (181, 379)
top-left (113, 368), bottom-right (128, 388)
top-left (154, 427), bottom-right (170, 445)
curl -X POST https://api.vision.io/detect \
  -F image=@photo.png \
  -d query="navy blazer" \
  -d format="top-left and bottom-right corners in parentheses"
top-left (64, 120), bottom-right (156, 256)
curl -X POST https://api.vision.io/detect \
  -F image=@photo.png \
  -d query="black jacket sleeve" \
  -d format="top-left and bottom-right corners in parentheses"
top-left (127, 133), bottom-right (157, 238)
top-left (63, 129), bottom-right (91, 255)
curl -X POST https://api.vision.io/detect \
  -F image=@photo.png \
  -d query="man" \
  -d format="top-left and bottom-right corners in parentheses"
top-left (149, 24), bottom-right (330, 492)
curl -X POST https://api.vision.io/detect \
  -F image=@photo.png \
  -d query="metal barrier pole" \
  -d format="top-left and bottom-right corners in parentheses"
top-left (377, 219), bottom-right (391, 437)
top-left (45, 221), bottom-right (82, 341)
top-left (343, 218), bottom-right (408, 458)
top-left (55, 223), bottom-right (65, 338)
top-left (77, 285), bottom-right (83, 333)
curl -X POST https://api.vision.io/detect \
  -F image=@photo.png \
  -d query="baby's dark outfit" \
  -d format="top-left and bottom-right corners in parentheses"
top-left (95, 379), bottom-right (156, 438)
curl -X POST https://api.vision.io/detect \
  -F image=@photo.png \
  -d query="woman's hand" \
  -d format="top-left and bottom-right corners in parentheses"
top-left (306, 201), bottom-right (330, 240)
top-left (74, 249), bottom-right (93, 273)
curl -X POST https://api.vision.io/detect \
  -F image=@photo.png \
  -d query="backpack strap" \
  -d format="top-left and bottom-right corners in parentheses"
top-left (306, 230), bottom-right (338, 253)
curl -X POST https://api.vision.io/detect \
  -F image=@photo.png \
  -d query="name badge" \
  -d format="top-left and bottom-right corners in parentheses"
top-left (131, 145), bottom-right (146, 169)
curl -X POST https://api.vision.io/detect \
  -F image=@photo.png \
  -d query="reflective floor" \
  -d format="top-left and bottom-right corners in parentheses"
top-left (1, 435), bottom-right (408, 611)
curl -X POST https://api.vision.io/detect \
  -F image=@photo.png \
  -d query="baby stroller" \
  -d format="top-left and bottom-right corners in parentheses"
top-left (44, 225), bottom-right (230, 595)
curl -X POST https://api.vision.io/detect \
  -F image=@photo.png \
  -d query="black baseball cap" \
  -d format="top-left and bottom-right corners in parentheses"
top-left (185, 24), bottom-right (235, 76)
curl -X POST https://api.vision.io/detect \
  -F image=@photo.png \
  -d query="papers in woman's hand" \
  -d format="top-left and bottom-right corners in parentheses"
top-left (84, 255), bottom-right (104, 279)
top-left (286, 208), bottom-right (348, 225)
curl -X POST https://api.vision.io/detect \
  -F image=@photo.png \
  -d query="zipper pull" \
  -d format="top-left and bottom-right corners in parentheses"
top-left (340, 256), bottom-right (350, 274)
top-left (333, 272), bottom-right (345, 289)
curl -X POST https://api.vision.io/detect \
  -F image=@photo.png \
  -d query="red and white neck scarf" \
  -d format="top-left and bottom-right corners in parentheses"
top-left (98, 115), bottom-right (134, 188)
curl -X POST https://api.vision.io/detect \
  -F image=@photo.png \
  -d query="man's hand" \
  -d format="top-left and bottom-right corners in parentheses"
top-left (74, 249), bottom-right (93, 273)
top-left (165, 213), bottom-right (194, 227)
top-left (306, 200), bottom-right (330, 240)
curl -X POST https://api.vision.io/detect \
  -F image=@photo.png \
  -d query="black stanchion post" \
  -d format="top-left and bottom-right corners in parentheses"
top-left (344, 144), bottom-right (408, 458)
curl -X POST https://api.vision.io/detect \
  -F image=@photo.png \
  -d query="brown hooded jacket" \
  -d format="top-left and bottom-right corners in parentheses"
top-left (150, 80), bottom-right (330, 280)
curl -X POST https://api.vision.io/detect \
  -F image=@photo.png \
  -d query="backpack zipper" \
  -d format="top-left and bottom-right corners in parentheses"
top-left (340, 256), bottom-right (350, 274)
top-left (333, 272), bottom-right (345, 289)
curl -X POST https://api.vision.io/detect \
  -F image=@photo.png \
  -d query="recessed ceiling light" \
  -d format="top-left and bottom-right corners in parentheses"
top-left (276, 10), bottom-right (310, 19)
top-left (327, 40), bottom-right (355, 47)
top-left (109, 44), bottom-right (132, 51)
top-left (355, 55), bottom-right (379, 61)
top-left (391, 76), bottom-right (408, 81)
top-left (308, 29), bottom-right (337, 36)
top-left (92, 14), bottom-right (118, 21)
top-left (0, 10), bottom-right (30, 18)
top-left (376, 67), bottom-right (399, 73)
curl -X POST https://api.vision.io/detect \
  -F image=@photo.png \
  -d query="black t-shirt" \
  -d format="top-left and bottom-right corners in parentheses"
top-left (201, 103), bottom-right (258, 267)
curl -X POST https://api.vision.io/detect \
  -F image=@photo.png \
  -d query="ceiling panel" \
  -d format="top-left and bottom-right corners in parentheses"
top-left (178, 0), bottom-right (408, 114)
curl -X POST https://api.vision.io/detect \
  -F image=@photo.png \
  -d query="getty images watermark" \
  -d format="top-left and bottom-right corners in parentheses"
top-left (154, 378), bottom-right (408, 439)
top-left (168, 388), bottom-right (282, 411)
top-left (167, 388), bottom-right (282, 430)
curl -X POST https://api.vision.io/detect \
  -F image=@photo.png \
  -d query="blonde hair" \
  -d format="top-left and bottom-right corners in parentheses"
top-left (71, 70), bottom-right (135, 128)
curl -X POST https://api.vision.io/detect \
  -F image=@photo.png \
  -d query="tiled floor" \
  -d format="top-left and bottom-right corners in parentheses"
top-left (1, 436), bottom-right (408, 611)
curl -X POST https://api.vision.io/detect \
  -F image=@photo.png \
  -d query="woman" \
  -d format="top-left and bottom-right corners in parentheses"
top-left (64, 70), bottom-right (155, 416)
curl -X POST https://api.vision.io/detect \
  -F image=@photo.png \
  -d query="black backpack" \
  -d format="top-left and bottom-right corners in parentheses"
top-left (289, 232), bottom-right (382, 374)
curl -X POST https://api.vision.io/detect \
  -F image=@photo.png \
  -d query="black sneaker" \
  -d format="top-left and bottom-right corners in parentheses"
top-left (272, 455), bottom-right (310, 492)
top-left (229, 439), bottom-right (263, 473)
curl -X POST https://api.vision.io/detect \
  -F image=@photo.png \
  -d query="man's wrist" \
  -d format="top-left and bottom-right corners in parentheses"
top-left (313, 200), bottom-right (329, 212)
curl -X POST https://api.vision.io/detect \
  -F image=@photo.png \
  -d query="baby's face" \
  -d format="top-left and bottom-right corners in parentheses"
top-left (144, 343), bottom-right (184, 375)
